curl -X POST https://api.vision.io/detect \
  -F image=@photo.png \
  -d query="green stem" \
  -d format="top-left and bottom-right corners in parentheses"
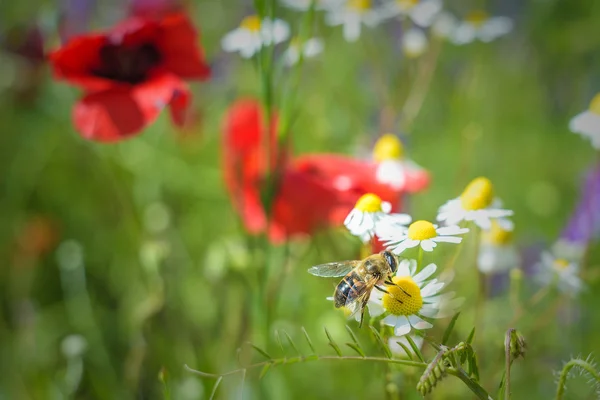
top-left (417, 247), bottom-right (424, 272)
top-left (447, 366), bottom-right (493, 400)
top-left (555, 359), bottom-right (600, 400)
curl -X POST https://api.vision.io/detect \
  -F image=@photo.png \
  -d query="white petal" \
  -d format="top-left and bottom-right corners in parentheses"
top-left (432, 11), bottom-right (458, 38)
top-left (394, 317), bottom-right (412, 336)
top-left (408, 315), bottom-right (434, 330)
top-left (452, 23), bottom-right (477, 45)
top-left (478, 17), bottom-right (513, 42)
top-left (367, 300), bottom-right (385, 317)
top-left (569, 111), bottom-right (600, 149)
top-left (432, 236), bottom-right (463, 244)
top-left (303, 38), bottom-right (324, 57)
top-left (436, 225), bottom-right (469, 235)
top-left (402, 28), bottom-right (428, 58)
top-left (420, 240), bottom-right (435, 252)
top-left (396, 259), bottom-right (412, 277)
top-left (343, 15), bottom-right (362, 42)
top-left (409, 0), bottom-right (442, 27)
top-left (413, 263), bottom-right (437, 283)
top-left (383, 314), bottom-right (399, 327)
top-left (421, 280), bottom-right (444, 297)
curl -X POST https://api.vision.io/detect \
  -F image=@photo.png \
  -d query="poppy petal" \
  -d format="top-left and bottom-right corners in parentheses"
top-left (73, 72), bottom-right (184, 141)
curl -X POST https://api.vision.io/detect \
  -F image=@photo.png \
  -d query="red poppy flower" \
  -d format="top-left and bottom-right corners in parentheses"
top-left (50, 13), bottom-right (210, 142)
top-left (222, 99), bottom-right (408, 243)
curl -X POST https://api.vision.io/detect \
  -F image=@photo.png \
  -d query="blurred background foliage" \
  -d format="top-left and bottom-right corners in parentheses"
top-left (1, 0), bottom-right (600, 399)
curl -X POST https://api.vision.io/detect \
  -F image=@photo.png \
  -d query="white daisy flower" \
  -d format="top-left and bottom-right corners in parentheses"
top-left (372, 134), bottom-right (430, 192)
top-left (344, 193), bottom-right (410, 242)
top-left (221, 16), bottom-right (290, 58)
top-left (569, 93), bottom-right (600, 149)
top-left (431, 11), bottom-right (458, 39)
top-left (325, 0), bottom-right (383, 42)
top-left (283, 37), bottom-right (324, 66)
top-left (534, 251), bottom-right (583, 297)
top-left (377, 219), bottom-right (468, 254)
top-left (367, 259), bottom-right (461, 336)
top-left (280, 0), bottom-right (344, 11)
top-left (451, 11), bottom-right (513, 45)
top-left (381, 0), bottom-right (443, 27)
top-left (437, 177), bottom-right (514, 230)
top-left (477, 221), bottom-right (519, 274)
top-left (402, 28), bottom-right (428, 58)
top-left (388, 334), bottom-right (424, 358)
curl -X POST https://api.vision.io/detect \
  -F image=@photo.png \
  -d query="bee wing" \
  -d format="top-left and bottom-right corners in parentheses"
top-left (344, 277), bottom-right (378, 324)
top-left (307, 260), bottom-right (360, 277)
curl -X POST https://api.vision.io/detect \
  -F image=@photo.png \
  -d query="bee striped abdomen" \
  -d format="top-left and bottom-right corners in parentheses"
top-left (334, 271), bottom-right (365, 308)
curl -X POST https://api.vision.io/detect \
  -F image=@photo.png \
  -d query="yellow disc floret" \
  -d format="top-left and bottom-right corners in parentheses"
top-left (460, 177), bottom-right (494, 211)
top-left (589, 93), bottom-right (600, 115)
top-left (407, 220), bottom-right (437, 240)
top-left (354, 193), bottom-right (383, 213)
top-left (465, 10), bottom-right (489, 26)
top-left (241, 15), bottom-right (261, 31)
top-left (396, 0), bottom-right (419, 8)
top-left (482, 220), bottom-right (513, 245)
top-left (373, 134), bottom-right (404, 162)
top-left (553, 258), bottom-right (570, 271)
top-left (383, 276), bottom-right (423, 316)
top-left (348, 0), bottom-right (371, 11)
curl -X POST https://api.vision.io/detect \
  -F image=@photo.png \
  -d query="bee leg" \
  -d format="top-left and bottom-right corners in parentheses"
top-left (384, 279), bottom-right (412, 297)
top-left (358, 300), bottom-right (368, 328)
top-left (374, 285), bottom-right (404, 303)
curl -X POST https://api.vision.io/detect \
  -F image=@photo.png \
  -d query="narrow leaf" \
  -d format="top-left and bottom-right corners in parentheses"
top-left (466, 327), bottom-right (476, 344)
top-left (369, 326), bottom-right (392, 359)
top-left (442, 312), bottom-right (461, 345)
top-left (283, 330), bottom-right (301, 356)
top-left (274, 330), bottom-right (285, 356)
top-left (406, 335), bottom-right (425, 363)
top-left (301, 327), bottom-right (316, 353)
top-left (324, 327), bottom-right (343, 357)
top-left (259, 363), bottom-right (271, 380)
top-left (345, 342), bottom-right (366, 357)
top-left (209, 376), bottom-right (223, 400)
top-left (345, 325), bottom-right (361, 346)
top-left (248, 343), bottom-right (272, 360)
top-left (469, 349), bottom-right (480, 381)
top-left (396, 341), bottom-right (414, 360)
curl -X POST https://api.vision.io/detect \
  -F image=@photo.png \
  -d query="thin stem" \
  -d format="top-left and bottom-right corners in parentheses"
top-left (417, 247), bottom-right (424, 272)
top-left (555, 359), bottom-right (600, 400)
top-left (504, 329), bottom-right (513, 400)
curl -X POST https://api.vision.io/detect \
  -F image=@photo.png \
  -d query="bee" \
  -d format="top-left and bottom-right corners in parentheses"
top-left (308, 251), bottom-right (408, 326)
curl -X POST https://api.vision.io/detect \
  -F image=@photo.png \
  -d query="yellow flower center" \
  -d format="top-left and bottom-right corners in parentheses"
top-left (553, 258), bottom-right (570, 271)
top-left (460, 177), bottom-right (494, 211)
top-left (482, 220), bottom-right (513, 245)
top-left (383, 276), bottom-right (423, 316)
top-left (465, 10), bottom-right (489, 26)
top-left (396, 0), bottom-right (419, 8)
top-left (373, 134), bottom-right (404, 162)
top-left (241, 15), bottom-right (261, 32)
top-left (407, 220), bottom-right (437, 240)
top-left (589, 93), bottom-right (600, 115)
top-left (354, 193), bottom-right (383, 213)
top-left (348, 0), bottom-right (371, 11)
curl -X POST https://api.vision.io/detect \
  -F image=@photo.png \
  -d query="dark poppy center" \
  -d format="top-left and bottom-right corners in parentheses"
top-left (94, 42), bottom-right (161, 84)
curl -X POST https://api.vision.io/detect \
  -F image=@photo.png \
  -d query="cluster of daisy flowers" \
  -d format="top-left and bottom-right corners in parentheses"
top-left (335, 174), bottom-right (524, 336)
top-left (270, 0), bottom-right (513, 60)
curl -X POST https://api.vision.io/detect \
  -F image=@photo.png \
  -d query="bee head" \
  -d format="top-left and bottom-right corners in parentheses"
top-left (382, 251), bottom-right (397, 273)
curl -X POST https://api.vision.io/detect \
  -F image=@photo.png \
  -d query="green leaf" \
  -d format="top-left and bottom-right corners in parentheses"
top-left (469, 349), bottom-right (480, 381)
top-left (396, 341), bottom-right (414, 361)
top-left (259, 363), bottom-right (272, 380)
top-left (324, 327), bottom-right (343, 357)
top-left (345, 325), bottom-right (361, 346)
top-left (406, 335), bottom-right (425, 363)
top-left (283, 330), bottom-right (301, 356)
top-left (369, 326), bottom-right (392, 359)
top-left (209, 376), bottom-right (223, 400)
top-left (274, 330), bottom-right (285, 356)
top-left (301, 327), bottom-right (316, 353)
top-left (345, 342), bottom-right (366, 357)
top-left (248, 343), bottom-right (272, 360)
top-left (467, 327), bottom-right (476, 345)
top-left (442, 312), bottom-right (461, 345)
